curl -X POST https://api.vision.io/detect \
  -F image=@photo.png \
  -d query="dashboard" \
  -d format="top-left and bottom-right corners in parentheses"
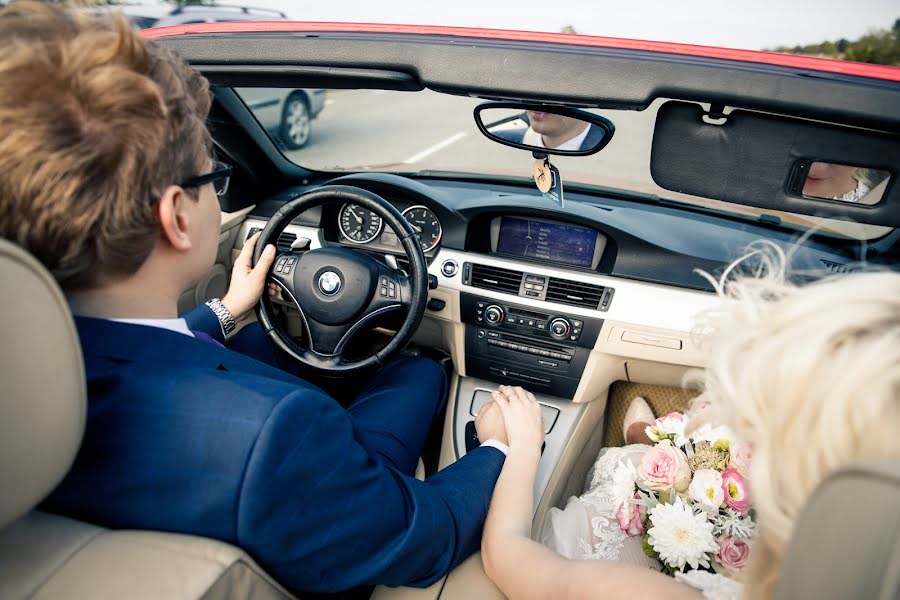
top-left (239, 172), bottom-right (874, 399)
top-left (251, 172), bottom-right (869, 292)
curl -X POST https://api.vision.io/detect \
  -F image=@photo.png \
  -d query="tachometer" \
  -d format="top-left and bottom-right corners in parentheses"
top-left (402, 205), bottom-right (442, 252)
top-left (339, 203), bottom-right (383, 244)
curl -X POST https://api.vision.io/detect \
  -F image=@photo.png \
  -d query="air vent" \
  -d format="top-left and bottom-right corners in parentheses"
top-left (276, 231), bottom-right (298, 250)
top-left (821, 260), bottom-right (860, 274)
top-left (247, 227), bottom-right (297, 251)
top-left (545, 277), bottom-right (605, 309)
top-left (470, 263), bottom-right (524, 294)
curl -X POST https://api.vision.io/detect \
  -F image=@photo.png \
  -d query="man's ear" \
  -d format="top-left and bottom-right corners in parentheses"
top-left (157, 185), bottom-right (193, 252)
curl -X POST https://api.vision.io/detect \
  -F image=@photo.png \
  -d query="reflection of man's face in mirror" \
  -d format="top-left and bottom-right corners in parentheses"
top-left (802, 162), bottom-right (858, 199)
top-left (527, 111), bottom-right (589, 149)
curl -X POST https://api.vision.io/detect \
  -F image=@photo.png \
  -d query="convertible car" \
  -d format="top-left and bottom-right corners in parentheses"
top-left (2, 18), bottom-right (899, 600)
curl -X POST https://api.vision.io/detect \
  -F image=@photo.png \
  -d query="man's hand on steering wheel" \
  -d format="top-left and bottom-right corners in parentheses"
top-left (222, 231), bottom-right (276, 321)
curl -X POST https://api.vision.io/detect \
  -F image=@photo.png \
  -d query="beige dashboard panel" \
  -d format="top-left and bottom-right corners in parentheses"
top-left (625, 359), bottom-right (700, 388)
top-left (602, 321), bottom-right (705, 367)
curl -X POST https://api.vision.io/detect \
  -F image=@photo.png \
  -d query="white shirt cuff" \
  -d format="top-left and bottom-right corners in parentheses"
top-left (479, 439), bottom-right (509, 456)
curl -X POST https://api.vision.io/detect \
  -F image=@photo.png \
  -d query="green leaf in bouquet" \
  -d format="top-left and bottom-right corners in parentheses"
top-left (641, 534), bottom-right (660, 561)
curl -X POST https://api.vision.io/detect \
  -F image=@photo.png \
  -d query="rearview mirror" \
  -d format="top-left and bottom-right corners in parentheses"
top-left (474, 102), bottom-right (614, 156)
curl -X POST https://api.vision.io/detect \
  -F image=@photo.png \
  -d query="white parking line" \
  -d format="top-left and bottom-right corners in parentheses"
top-left (405, 132), bottom-right (467, 164)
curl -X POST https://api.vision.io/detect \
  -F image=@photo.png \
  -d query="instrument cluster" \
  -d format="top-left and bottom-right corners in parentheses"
top-left (338, 203), bottom-right (442, 253)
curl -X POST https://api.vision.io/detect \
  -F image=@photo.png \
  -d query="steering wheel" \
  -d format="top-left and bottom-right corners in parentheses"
top-left (252, 185), bottom-right (429, 374)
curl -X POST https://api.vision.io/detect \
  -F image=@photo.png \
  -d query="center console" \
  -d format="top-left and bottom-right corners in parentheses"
top-left (460, 292), bottom-right (604, 399)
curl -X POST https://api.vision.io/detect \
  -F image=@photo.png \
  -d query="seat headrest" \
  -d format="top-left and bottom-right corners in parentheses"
top-left (774, 459), bottom-right (900, 600)
top-left (0, 239), bottom-right (85, 529)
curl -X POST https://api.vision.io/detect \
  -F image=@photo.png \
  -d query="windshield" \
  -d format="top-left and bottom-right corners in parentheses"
top-left (234, 87), bottom-right (891, 241)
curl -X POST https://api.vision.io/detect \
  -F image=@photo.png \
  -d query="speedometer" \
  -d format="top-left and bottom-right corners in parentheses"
top-left (339, 203), bottom-right (383, 244)
top-left (402, 206), bottom-right (442, 252)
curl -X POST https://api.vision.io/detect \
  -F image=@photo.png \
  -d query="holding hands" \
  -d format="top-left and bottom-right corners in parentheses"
top-left (490, 386), bottom-right (544, 454)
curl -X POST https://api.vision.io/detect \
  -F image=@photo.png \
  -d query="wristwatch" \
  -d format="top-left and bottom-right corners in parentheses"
top-left (205, 297), bottom-right (236, 336)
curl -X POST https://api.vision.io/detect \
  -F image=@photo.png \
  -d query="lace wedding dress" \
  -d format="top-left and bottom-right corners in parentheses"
top-left (541, 444), bottom-right (742, 600)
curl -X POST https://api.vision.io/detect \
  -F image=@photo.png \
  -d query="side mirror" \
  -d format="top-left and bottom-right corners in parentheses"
top-left (474, 101), bottom-right (614, 156)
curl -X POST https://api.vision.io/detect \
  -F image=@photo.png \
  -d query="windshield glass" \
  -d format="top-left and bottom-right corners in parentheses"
top-left (234, 87), bottom-right (891, 240)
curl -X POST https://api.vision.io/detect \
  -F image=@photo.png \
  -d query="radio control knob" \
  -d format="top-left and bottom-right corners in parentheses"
top-left (549, 317), bottom-right (571, 339)
top-left (484, 304), bottom-right (504, 325)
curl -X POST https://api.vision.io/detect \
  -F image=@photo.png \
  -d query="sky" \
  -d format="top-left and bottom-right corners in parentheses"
top-left (145, 0), bottom-right (900, 51)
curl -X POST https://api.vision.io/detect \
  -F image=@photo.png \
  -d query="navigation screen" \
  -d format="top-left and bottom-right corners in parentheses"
top-left (496, 217), bottom-right (599, 268)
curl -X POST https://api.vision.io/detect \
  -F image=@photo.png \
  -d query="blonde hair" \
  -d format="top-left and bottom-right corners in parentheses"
top-left (690, 243), bottom-right (900, 597)
top-left (0, 1), bottom-right (211, 290)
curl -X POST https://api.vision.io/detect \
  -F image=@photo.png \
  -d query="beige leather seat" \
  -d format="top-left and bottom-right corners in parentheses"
top-left (0, 239), bottom-right (294, 600)
top-left (774, 459), bottom-right (900, 600)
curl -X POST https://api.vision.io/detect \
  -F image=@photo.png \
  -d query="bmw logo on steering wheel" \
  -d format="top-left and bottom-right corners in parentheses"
top-left (318, 271), bottom-right (342, 296)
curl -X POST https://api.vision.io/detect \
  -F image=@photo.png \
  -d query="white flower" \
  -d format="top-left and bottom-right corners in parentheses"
top-left (712, 508), bottom-right (756, 540)
top-left (610, 460), bottom-right (638, 507)
top-left (648, 497), bottom-right (719, 571)
top-left (690, 423), bottom-right (736, 446)
top-left (656, 412), bottom-right (690, 447)
top-left (688, 469), bottom-right (725, 512)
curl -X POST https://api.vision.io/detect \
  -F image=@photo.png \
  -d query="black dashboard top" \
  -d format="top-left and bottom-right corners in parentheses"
top-left (248, 172), bottom-right (884, 291)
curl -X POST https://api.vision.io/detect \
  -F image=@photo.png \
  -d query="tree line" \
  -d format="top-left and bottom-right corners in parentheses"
top-left (769, 18), bottom-right (900, 66)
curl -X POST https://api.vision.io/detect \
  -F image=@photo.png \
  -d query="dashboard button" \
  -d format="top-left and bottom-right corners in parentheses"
top-left (484, 305), bottom-right (504, 324)
top-left (549, 318), bottom-right (571, 339)
top-left (441, 260), bottom-right (458, 277)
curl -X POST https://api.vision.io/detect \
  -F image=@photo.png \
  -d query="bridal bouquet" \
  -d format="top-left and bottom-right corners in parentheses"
top-left (613, 411), bottom-right (755, 577)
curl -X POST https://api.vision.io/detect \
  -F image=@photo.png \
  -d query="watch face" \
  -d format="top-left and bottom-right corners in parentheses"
top-left (339, 203), bottom-right (383, 243)
top-left (402, 205), bottom-right (442, 252)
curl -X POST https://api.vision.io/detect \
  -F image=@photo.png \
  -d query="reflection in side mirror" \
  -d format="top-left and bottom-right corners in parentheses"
top-left (797, 161), bottom-right (891, 206)
top-left (475, 102), bottom-right (614, 156)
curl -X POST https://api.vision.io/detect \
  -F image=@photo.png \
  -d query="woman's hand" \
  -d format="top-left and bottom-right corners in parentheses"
top-left (221, 232), bottom-right (276, 321)
top-left (492, 385), bottom-right (544, 453)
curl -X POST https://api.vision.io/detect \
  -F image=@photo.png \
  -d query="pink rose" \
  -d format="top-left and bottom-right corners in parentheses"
top-left (721, 467), bottom-right (751, 515)
top-left (639, 440), bottom-right (692, 493)
top-left (616, 493), bottom-right (647, 537)
top-left (716, 536), bottom-right (751, 572)
top-left (730, 440), bottom-right (753, 477)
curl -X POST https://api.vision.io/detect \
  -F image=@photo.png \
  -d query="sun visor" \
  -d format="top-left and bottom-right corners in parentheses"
top-left (650, 101), bottom-right (900, 228)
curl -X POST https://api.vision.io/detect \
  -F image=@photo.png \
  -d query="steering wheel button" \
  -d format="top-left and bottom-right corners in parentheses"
top-left (283, 265), bottom-right (292, 274)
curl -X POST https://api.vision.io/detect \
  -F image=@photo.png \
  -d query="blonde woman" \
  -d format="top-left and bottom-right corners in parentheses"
top-left (801, 162), bottom-right (888, 203)
top-left (481, 256), bottom-right (900, 600)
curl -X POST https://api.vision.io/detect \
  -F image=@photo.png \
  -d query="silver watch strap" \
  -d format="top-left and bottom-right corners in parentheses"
top-left (205, 298), bottom-right (236, 336)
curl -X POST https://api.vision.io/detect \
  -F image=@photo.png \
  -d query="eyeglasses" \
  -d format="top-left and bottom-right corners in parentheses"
top-left (179, 160), bottom-right (233, 196)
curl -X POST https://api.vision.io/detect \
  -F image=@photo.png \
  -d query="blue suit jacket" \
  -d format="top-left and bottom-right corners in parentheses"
top-left (43, 306), bottom-right (504, 593)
